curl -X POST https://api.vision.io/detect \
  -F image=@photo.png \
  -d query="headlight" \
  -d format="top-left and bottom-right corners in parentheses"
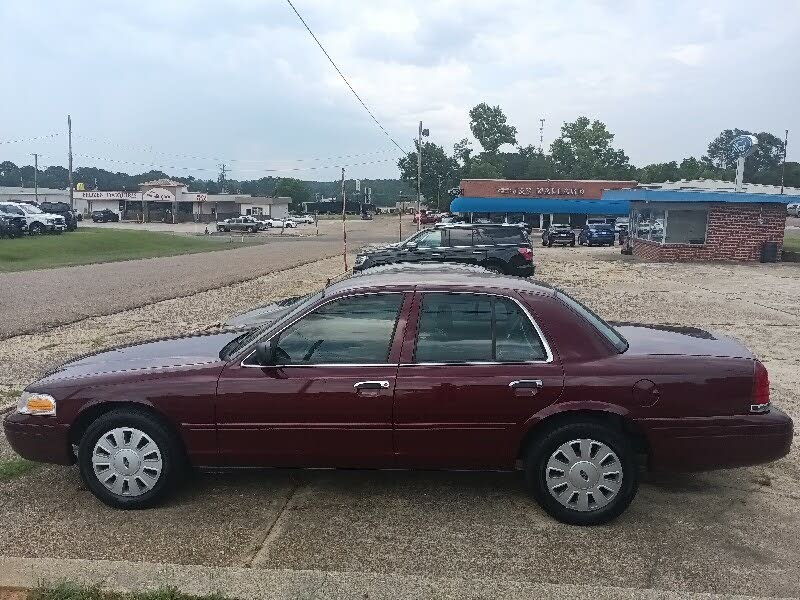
top-left (355, 255), bottom-right (368, 266)
top-left (17, 391), bottom-right (57, 416)
top-left (46, 218), bottom-right (55, 224)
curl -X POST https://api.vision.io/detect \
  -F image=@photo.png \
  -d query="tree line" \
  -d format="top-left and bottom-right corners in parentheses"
top-left (398, 103), bottom-right (799, 206)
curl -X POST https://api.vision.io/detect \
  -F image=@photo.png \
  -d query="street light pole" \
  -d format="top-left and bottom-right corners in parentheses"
top-left (780, 129), bottom-right (789, 195)
top-left (416, 121), bottom-right (429, 231)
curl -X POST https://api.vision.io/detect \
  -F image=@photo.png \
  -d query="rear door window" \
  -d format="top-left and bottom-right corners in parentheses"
top-left (446, 228), bottom-right (474, 247)
top-left (414, 293), bottom-right (548, 363)
top-left (474, 226), bottom-right (528, 245)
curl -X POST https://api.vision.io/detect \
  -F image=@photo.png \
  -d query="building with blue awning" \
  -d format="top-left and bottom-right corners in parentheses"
top-left (450, 179), bottom-right (638, 228)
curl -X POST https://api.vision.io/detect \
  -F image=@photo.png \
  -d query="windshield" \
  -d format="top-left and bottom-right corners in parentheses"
top-left (556, 290), bottom-right (628, 353)
top-left (20, 204), bottom-right (42, 214)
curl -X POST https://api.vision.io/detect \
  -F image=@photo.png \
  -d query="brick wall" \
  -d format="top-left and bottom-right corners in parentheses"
top-left (632, 203), bottom-right (786, 262)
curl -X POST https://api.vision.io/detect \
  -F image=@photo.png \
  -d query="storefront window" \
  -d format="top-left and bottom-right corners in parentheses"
top-left (630, 205), bottom-right (708, 245)
top-left (664, 210), bottom-right (708, 244)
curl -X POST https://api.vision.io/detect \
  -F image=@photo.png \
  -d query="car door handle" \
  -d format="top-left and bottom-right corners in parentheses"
top-left (354, 380), bottom-right (390, 390)
top-left (472, 250), bottom-right (485, 254)
top-left (509, 380), bottom-right (543, 395)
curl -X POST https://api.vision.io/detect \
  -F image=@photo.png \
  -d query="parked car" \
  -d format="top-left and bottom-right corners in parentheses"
top-left (361, 212), bottom-right (373, 220)
top-left (787, 203), bottom-right (800, 217)
top-left (263, 218), bottom-right (296, 228)
top-left (413, 211), bottom-right (437, 225)
top-left (40, 201), bottom-right (78, 231)
top-left (578, 224), bottom-right (616, 246)
top-left (354, 223), bottom-right (534, 276)
top-left (216, 217), bottom-right (260, 233)
top-left (4, 264), bottom-right (791, 524)
top-left (0, 201), bottom-right (66, 234)
top-left (91, 209), bottom-right (120, 223)
top-left (0, 214), bottom-right (27, 238)
top-left (291, 214), bottom-right (315, 225)
top-left (541, 224), bottom-right (576, 247)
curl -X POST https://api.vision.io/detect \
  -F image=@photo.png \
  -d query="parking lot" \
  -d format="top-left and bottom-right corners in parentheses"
top-left (1, 243), bottom-right (798, 598)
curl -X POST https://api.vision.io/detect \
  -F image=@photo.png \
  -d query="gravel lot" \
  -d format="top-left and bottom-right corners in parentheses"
top-left (1, 245), bottom-right (799, 597)
top-left (0, 217), bottom-right (399, 339)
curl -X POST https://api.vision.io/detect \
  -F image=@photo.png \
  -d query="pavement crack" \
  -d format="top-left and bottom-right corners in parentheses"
top-left (241, 480), bottom-right (301, 568)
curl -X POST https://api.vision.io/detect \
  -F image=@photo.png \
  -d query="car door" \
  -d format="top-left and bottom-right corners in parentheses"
top-left (216, 291), bottom-right (410, 467)
top-left (394, 291), bottom-right (564, 469)
top-left (442, 227), bottom-right (480, 266)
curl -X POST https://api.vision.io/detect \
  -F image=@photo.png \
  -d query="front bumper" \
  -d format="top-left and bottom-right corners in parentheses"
top-left (643, 406), bottom-right (793, 471)
top-left (3, 412), bottom-right (73, 465)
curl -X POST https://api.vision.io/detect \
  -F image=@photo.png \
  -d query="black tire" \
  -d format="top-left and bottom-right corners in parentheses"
top-left (541, 239), bottom-right (547, 246)
top-left (29, 222), bottom-right (45, 235)
top-left (570, 240), bottom-right (576, 247)
top-left (78, 408), bottom-right (183, 509)
top-left (524, 420), bottom-right (638, 525)
top-left (247, 226), bottom-right (256, 233)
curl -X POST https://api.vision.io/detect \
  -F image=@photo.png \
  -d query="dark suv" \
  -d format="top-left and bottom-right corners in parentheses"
top-left (39, 201), bottom-right (78, 231)
top-left (91, 209), bottom-right (120, 223)
top-left (541, 224), bottom-right (575, 247)
top-left (354, 224), bottom-right (534, 276)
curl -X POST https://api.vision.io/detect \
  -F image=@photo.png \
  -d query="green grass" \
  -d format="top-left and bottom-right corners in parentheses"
top-left (0, 457), bottom-right (39, 481)
top-left (30, 583), bottom-right (229, 600)
top-left (783, 231), bottom-right (800, 253)
top-left (0, 228), bottom-right (255, 272)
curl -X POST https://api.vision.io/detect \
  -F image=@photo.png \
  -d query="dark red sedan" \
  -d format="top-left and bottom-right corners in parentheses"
top-left (4, 264), bottom-right (792, 524)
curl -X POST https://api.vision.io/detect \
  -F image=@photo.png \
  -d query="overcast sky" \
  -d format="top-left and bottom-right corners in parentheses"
top-left (2, 0), bottom-right (798, 181)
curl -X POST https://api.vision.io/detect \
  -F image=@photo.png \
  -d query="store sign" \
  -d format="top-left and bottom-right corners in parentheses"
top-left (731, 134), bottom-right (758, 158)
top-left (193, 194), bottom-right (207, 203)
top-left (496, 186), bottom-right (586, 197)
top-left (76, 191), bottom-right (140, 200)
top-left (143, 187), bottom-right (175, 202)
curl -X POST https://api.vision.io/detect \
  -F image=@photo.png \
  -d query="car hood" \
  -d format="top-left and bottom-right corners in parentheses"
top-left (615, 323), bottom-right (753, 358)
top-left (44, 331), bottom-right (241, 380)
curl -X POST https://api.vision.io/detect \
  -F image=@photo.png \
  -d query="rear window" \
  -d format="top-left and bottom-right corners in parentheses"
top-left (474, 226), bottom-right (528, 245)
top-left (555, 290), bottom-right (628, 353)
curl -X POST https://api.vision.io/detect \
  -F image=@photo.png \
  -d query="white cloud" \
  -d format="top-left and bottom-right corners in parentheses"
top-left (1, 0), bottom-right (799, 177)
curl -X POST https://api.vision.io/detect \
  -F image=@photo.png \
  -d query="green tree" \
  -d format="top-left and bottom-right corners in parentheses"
top-left (274, 178), bottom-right (311, 212)
top-left (550, 117), bottom-right (635, 179)
top-left (397, 141), bottom-right (459, 210)
top-left (468, 103), bottom-right (518, 154)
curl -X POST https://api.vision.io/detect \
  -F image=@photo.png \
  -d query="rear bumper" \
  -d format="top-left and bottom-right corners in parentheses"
top-left (642, 407), bottom-right (793, 471)
top-left (3, 412), bottom-right (73, 465)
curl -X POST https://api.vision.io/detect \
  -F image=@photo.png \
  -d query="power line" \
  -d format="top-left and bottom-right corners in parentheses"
top-left (71, 134), bottom-right (397, 164)
top-left (0, 133), bottom-right (61, 145)
top-left (73, 153), bottom-right (397, 174)
top-left (284, 0), bottom-right (409, 157)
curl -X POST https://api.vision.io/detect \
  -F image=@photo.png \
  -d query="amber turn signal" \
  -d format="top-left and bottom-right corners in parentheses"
top-left (17, 392), bottom-right (57, 416)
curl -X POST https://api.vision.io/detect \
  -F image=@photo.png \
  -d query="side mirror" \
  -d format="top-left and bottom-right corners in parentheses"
top-left (254, 339), bottom-right (276, 366)
top-left (405, 241), bottom-right (418, 250)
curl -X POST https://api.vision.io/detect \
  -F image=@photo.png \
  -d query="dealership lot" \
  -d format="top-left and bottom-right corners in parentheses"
top-left (0, 245), bottom-right (799, 597)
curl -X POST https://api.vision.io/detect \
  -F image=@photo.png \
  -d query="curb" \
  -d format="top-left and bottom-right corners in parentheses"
top-left (0, 557), bottom-right (779, 600)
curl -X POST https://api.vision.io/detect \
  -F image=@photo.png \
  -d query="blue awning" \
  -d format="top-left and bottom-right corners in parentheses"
top-left (449, 196), bottom-right (630, 215)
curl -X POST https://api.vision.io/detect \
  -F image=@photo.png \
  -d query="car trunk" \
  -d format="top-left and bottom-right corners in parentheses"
top-left (614, 323), bottom-right (754, 358)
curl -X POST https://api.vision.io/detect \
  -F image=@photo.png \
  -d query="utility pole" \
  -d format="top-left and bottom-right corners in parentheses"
top-left (218, 163), bottom-right (228, 193)
top-left (539, 118), bottom-right (545, 152)
top-left (416, 121), bottom-right (429, 231)
top-left (780, 129), bottom-right (789, 195)
top-left (31, 153), bottom-right (39, 203)
top-left (68, 115), bottom-right (74, 210)
top-left (437, 174), bottom-right (442, 212)
top-left (341, 168), bottom-right (347, 272)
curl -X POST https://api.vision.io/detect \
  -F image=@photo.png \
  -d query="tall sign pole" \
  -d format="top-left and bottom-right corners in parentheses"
top-left (732, 135), bottom-right (759, 192)
top-left (341, 168), bottom-right (347, 272)
top-left (780, 129), bottom-right (789, 195)
top-left (67, 115), bottom-right (74, 210)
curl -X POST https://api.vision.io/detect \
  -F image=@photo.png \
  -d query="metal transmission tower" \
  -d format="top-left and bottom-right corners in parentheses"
top-left (539, 118), bottom-right (545, 152)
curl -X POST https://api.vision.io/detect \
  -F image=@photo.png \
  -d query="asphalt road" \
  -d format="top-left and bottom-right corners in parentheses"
top-left (0, 218), bottom-right (398, 339)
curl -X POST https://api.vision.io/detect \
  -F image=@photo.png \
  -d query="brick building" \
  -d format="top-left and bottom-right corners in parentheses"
top-left (602, 188), bottom-right (789, 262)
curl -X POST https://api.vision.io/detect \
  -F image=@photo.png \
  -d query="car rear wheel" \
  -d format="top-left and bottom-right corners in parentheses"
top-left (78, 408), bottom-right (182, 509)
top-left (524, 420), bottom-right (638, 525)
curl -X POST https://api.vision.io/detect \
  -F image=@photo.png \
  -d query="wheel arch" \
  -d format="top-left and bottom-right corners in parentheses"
top-left (68, 401), bottom-right (187, 459)
top-left (516, 406), bottom-right (650, 463)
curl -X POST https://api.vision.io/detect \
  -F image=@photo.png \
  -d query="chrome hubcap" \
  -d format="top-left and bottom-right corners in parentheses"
top-left (545, 438), bottom-right (622, 512)
top-left (91, 427), bottom-right (163, 497)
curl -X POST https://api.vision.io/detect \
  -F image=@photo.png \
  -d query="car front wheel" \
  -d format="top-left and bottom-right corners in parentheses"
top-left (29, 222), bottom-right (45, 235)
top-left (524, 420), bottom-right (638, 525)
top-left (78, 408), bottom-right (182, 509)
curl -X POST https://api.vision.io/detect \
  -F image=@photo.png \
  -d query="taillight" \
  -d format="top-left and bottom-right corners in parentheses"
top-left (518, 247), bottom-right (533, 261)
top-left (751, 360), bottom-right (770, 413)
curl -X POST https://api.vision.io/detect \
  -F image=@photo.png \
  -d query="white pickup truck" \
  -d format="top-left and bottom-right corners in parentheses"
top-left (0, 201), bottom-right (66, 234)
